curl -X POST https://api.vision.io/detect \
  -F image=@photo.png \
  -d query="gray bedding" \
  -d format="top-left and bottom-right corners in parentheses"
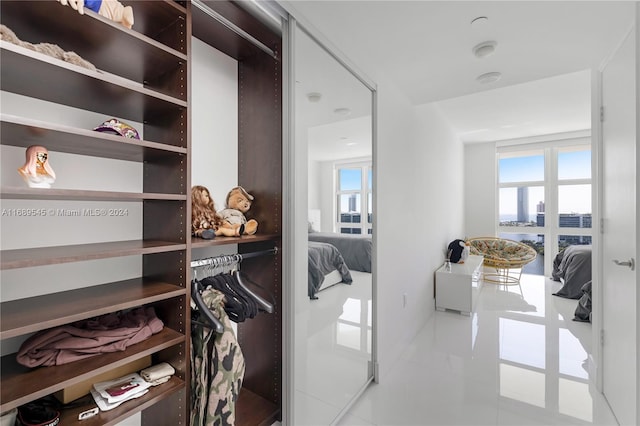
top-left (308, 241), bottom-right (352, 299)
top-left (552, 245), bottom-right (592, 299)
top-left (308, 232), bottom-right (372, 273)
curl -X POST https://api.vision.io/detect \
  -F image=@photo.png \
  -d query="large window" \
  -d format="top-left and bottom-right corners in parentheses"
top-left (497, 139), bottom-right (592, 275)
top-left (335, 161), bottom-right (372, 234)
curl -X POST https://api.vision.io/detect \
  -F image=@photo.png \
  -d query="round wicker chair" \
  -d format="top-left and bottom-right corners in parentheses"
top-left (467, 237), bottom-right (537, 285)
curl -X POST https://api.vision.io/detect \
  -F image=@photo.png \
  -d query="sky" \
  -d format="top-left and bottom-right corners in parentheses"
top-left (499, 150), bottom-right (592, 217)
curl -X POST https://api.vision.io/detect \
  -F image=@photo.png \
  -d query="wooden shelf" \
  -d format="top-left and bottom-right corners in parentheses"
top-left (0, 328), bottom-right (185, 413)
top-left (236, 388), bottom-right (279, 426)
top-left (191, 233), bottom-right (280, 249)
top-left (0, 41), bottom-right (186, 125)
top-left (1, 187), bottom-right (186, 201)
top-left (1, 240), bottom-right (187, 270)
top-left (58, 376), bottom-right (185, 426)
top-left (0, 0), bottom-right (187, 100)
top-left (1, 279), bottom-right (186, 339)
top-left (1, 114), bottom-right (187, 161)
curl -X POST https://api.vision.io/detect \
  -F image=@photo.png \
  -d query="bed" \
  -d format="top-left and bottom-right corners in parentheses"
top-left (308, 241), bottom-right (352, 300)
top-left (552, 245), bottom-right (592, 299)
top-left (308, 231), bottom-right (372, 273)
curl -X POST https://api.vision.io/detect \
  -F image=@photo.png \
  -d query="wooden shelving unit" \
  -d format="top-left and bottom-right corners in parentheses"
top-left (191, 1), bottom-right (283, 425)
top-left (0, 1), bottom-right (190, 424)
top-left (1, 1), bottom-right (283, 424)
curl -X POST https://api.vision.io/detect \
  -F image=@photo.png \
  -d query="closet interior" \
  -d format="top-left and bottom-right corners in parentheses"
top-left (0, 0), bottom-right (283, 425)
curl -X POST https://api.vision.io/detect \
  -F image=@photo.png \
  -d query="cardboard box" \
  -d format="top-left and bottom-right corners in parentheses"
top-left (54, 356), bottom-right (152, 404)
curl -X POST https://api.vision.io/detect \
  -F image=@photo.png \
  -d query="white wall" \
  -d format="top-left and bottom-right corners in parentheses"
top-left (375, 77), bottom-right (464, 379)
top-left (464, 141), bottom-right (497, 238)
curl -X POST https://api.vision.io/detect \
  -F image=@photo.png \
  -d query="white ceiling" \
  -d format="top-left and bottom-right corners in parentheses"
top-left (287, 1), bottom-right (635, 144)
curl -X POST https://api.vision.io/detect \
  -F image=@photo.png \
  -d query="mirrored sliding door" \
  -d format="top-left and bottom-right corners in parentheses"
top-left (289, 18), bottom-right (376, 425)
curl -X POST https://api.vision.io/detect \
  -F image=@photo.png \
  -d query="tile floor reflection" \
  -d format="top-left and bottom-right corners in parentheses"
top-left (295, 271), bottom-right (373, 425)
top-left (338, 274), bottom-right (618, 426)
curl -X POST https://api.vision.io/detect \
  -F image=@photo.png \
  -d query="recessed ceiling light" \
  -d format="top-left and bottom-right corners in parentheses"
top-left (472, 41), bottom-right (497, 58)
top-left (307, 92), bottom-right (322, 102)
top-left (346, 142), bottom-right (357, 146)
top-left (476, 72), bottom-right (502, 84)
top-left (334, 107), bottom-right (351, 116)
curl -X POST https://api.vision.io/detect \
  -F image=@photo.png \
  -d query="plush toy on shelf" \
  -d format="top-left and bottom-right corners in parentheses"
top-left (447, 239), bottom-right (469, 264)
top-left (18, 145), bottom-right (56, 189)
top-left (218, 186), bottom-right (258, 236)
top-left (191, 185), bottom-right (244, 239)
top-left (57, 0), bottom-right (134, 30)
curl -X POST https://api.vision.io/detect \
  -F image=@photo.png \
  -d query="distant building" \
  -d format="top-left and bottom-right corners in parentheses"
top-left (537, 201), bottom-right (545, 213)
top-left (517, 187), bottom-right (529, 222)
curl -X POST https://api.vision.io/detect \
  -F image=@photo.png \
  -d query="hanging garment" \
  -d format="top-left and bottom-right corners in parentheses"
top-left (191, 288), bottom-right (246, 426)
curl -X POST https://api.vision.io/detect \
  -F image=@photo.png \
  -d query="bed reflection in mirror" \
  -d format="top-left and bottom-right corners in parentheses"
top-left (294, 23), bottom-right (374, 425)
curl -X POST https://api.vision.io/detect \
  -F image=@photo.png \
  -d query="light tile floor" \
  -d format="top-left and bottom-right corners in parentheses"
top-left (338, 274), bottom-right (619, 426)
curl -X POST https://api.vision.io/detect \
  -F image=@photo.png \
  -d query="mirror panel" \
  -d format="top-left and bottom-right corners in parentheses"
top-left (293, 22), bottom-right (374, 425)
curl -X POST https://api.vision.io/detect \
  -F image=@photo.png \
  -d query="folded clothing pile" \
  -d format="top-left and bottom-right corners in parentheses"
top-left (90, 373), bottom-right (151, 412)
top-left (17, 307), bottom-right (164, 367)
top-left (140, 362), bottom-right (175, 386)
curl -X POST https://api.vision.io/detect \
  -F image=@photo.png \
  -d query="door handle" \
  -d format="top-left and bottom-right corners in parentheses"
top-left (612, 258), bottom-right (635, 271)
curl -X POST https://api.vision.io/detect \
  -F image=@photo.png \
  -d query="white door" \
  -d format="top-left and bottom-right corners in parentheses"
top-left (601, 24), bottom-right (637, 426)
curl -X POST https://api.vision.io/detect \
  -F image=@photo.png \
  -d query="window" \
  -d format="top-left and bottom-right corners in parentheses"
top-left (336, 161), bottom-right (372, 234)
top-left (497, 140), bottom-right (592, 275)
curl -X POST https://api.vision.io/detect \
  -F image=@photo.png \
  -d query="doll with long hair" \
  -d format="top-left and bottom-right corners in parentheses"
top-left (18, 145), bottom-right (56, 188)
top-left (191, 186), bottom-right (244, 239)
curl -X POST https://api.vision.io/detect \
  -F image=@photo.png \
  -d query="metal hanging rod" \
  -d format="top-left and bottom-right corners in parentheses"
top-left (190, 247), bottom-right (278, 268)
top-left (191, 0), bottom-right (277, 59)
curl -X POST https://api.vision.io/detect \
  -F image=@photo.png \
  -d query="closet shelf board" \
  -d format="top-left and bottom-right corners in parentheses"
top-left (1, 115), bottom-right (187, 160)
top-left (58, 376), bottom-right (184, 426)
top-left (0, 327), bottom-right (184, 413)
top-left (191, 233), bottom-right (280, 249)
top-left (236, 388), bottom-right (279, 426)
top-left (0, 0), bottom-right (187, 94)
top-left (0, 240), bottom-right (187, 270)
top-left (1, 279), bottom-right (186, 340)
top-left (0, 42), bottom-right (187, 123)
top-left (1, 187), bottom-right (186, 201)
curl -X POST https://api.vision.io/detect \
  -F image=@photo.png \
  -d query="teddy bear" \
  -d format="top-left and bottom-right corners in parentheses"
top-left (447, 239), bottom-right (470, 264)
top-left (218, 186), bottom-right (258, 235)
top-left (191, 185), bottom-right (244, 239)
top-left (57, 0), bottom-right (134, 29)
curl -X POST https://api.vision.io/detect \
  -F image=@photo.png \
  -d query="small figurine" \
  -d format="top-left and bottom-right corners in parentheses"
top-left (191, 186), bottom-right (244, 239)
top-left (57, 0), bottom-right (134, 29)
top-left (18, 145), bottom-right (56, 189)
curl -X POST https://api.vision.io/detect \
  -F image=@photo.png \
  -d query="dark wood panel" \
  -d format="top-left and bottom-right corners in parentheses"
top-left (238, 241), bottom-right (282, 406)
top-left (1, 240), bottom-right (186, 270)
top-left (0, 0), bottom-right (187, 99)
top-left (1, 187), bottom-right (186, 201)
top-left (0, 43), bottom-right (186, 125)
top-left (58, 378), bottom-right (184, 426)
top-left (0, 328), bottom-right (184, 413)
top-left (0, 115), bottom-right (187, 160)
top-left (236, 388), bottom-right (279, 426)
top-left (190, 233), bottom-right (280, 249)
top-left (238, 49), bottom-right (282, 236)
top-left (1, 279), bottom-right (186, 339)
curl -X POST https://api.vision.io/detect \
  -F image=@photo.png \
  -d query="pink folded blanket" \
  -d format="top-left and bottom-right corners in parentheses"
top-left (17, 307), bottom-right (164, 367)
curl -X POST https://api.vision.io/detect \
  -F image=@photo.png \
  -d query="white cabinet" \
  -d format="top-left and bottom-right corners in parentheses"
top-left (435, 255), bottom-right (484, 315)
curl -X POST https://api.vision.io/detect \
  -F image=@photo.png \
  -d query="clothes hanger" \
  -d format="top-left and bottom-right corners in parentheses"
top-left (232, 254), bottom-right (274, 314)
top-left (191, 267), bottom-right (224, 333)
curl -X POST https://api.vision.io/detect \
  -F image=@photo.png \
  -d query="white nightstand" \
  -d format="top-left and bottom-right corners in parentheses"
top-left (435, 255), bottom-right (484, 316)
